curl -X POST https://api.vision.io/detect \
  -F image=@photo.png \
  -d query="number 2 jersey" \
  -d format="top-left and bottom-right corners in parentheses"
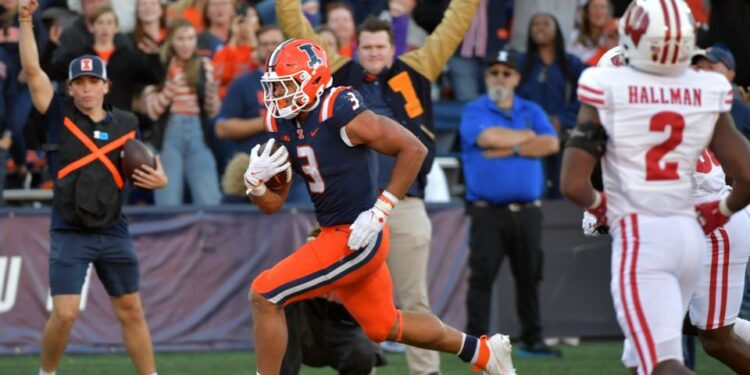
top-left (264, 86), bottom-right (377, 227)
top-left (577, 66), bottom-right (733, 224)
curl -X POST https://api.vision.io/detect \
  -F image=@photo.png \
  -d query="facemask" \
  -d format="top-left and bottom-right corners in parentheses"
top-left (488, 86), bottom-right (512, 102)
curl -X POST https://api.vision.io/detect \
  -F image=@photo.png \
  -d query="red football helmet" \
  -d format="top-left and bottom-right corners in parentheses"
top-left (261, 39), bottom-right (332, 119)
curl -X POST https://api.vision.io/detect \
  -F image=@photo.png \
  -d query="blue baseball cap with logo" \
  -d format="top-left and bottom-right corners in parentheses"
top-left (68, 55), bottom-right (108, 81)
top-left (692, 46), bottom-right (735, 71)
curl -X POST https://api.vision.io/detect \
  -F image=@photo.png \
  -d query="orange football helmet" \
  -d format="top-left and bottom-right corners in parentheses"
top-left (261, 39), bottom-right (333, 119)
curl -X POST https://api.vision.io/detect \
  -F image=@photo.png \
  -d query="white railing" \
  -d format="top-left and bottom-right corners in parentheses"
top-left (2, 189), bottom-right (53, 202)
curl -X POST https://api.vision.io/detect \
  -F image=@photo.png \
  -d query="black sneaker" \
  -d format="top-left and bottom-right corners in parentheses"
top-left (516, 341), bottom-right (563, 358)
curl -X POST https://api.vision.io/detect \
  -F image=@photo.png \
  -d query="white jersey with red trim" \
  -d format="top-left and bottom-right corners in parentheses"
top-left (577, 66), bottom-right (733, 223)
top-left (691, 149), bottom-right (731, 204)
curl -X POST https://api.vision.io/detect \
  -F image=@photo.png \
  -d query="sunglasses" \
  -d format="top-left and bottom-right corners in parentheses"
top-left (488, 69), bottom-right (514, 78)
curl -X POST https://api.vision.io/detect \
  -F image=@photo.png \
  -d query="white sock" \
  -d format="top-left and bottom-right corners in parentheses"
top-left (734, 318), bottom-right (750, 344)
top-left (39, 369), bottom-right (55, 375)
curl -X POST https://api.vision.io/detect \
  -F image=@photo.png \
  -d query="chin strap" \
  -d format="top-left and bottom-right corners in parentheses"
top-left (276, 94), bottom-right (322, 119)
top-left (300, 94), bottom-right (321, 113)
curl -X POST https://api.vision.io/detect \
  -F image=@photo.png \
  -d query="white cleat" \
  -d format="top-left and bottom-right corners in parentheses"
top-left (482, 334), bottom-right (517, 375)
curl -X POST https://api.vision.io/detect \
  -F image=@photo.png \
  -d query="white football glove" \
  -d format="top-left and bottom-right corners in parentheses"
top-left (244, 138), bottom-right (290, 196)
top-left (348, 191), bottom-right (399, 250)
top-left (582, 211), bottom-right (601, 237)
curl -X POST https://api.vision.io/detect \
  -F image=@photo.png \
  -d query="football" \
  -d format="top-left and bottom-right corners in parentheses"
top-left (258, 139), bottom-right (292, 190)
top-left (121, 138), bottom-right (156, 182)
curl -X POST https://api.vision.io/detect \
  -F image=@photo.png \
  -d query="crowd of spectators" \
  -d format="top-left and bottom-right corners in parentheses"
top-left (5, 0), bottom-right (750, 371)
top-left (0, 0), bottom-right (748, 205)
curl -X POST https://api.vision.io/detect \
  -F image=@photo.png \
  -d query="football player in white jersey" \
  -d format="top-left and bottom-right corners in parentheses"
top-left (587, 46), bottom-right (750, 372)
top-left (682, 150), bottom-right (750, 372)
top-left (560, 1), bottom-right (750, 374)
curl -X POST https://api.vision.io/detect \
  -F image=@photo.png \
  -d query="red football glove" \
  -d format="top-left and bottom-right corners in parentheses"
top-left (695, 200), bottom-right (731, 234)
top-left (586, 191), bottom-right (607, 227)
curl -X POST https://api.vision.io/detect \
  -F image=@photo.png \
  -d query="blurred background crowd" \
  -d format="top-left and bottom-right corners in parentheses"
top-left (0, 0), bottom-right (748, 206)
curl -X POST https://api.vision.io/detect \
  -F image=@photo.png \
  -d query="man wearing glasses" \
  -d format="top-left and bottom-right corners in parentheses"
top-left (459, 49), bottom-right (561, 357)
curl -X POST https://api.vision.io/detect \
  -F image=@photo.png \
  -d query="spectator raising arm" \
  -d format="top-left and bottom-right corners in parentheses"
top-left (275, 0), bottom-right (349, 72)
top-left (388, 7), bottom-right (409, 57)
top-left (276, 0), bottom-right (478, 82)
top-left (19, 0), bottom-right (53, 115)
top-left (398, 0), bottom-right (478, 82)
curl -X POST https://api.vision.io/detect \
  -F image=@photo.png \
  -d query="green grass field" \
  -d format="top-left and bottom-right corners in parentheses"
top-left (0, 341), bottom-right (734, 374)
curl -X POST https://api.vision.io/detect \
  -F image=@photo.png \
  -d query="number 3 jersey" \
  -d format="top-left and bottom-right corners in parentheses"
top-left (264, 86), bottom-right (377, 227)
top-left (577, 66), bottom-right (733, 223)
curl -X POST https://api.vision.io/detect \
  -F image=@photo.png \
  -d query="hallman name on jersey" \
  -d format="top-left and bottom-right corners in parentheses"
top-left (628, 86), bottom-right (702, 106)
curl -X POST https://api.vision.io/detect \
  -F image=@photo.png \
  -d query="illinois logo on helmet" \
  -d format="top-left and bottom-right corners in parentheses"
top-left (619, 0), bottom-right (695, 76)
top-left (261, 39), bottom-right (333, 119)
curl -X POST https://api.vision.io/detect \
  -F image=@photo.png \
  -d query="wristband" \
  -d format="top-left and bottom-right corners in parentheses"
top-left (588, 191), bottom-right (602, 209)
top-left (718, 196), bottom-right (733, 217)
top-left (374, 190), bottom-right (399, 215)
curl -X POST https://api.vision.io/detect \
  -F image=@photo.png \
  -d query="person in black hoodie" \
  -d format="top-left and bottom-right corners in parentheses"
top-left (46, 6), bottom-right (162, 111)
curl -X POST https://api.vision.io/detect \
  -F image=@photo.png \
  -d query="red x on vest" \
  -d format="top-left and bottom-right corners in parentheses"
top-left (57, 117), bottom-right (136, 189)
